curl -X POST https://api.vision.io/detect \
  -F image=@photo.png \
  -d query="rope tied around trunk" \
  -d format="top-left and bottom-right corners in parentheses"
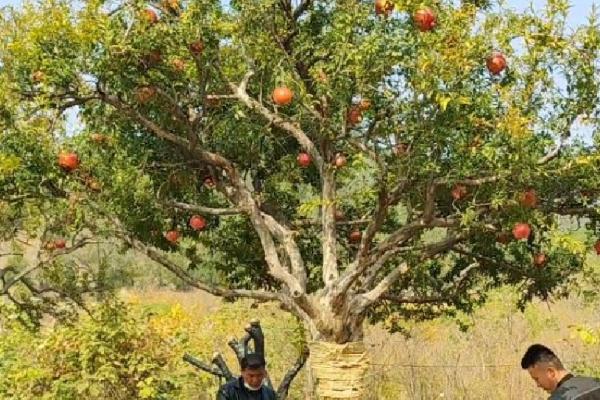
top-left (308, 341), bottom-right (370, 399)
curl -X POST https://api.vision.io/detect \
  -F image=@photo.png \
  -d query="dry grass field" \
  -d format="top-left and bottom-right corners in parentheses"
top-left (120, 284), bottom-right (600, 400)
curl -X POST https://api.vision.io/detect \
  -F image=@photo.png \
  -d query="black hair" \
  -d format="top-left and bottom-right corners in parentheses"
top-left (241, 353), bottom-right (266, 370)
top-left (521, 344), bottom-right (564, 370)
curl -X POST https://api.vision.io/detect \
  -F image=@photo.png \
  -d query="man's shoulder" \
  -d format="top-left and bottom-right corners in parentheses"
top-left (263, 384), bottom-right (277, 396)
top-left (217, 379), bottom-right (241, 398)
top-left (550, 376), bottom-right (600, 400)
top-left (216, 379), bottom-right (277, 399)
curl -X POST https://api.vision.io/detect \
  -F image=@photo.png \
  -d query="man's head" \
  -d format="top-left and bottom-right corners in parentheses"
top-left (521, 344), bottom-right (568, 393)
top-left (240, 353), bottom-right (266, 391)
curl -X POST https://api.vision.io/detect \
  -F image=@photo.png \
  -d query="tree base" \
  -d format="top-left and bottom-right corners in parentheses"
top-left (308, 341), bottom-right (369, 399)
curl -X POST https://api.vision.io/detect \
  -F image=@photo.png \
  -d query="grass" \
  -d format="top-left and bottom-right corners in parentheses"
top-left (120, 283), bottom-right (600, 400)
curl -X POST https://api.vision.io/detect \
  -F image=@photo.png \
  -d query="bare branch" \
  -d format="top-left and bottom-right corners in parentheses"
top-left (166, 200), bottom-right (243, 216)
top-left (212, 352), bottom-right (235, 381)
top-left (277, 346), bottom-right (309, 399)
top-left (183, 353), bottom-right (226, 378)
top-left (228, 336), bottom-right (246, 361)
top-left (244, 319), bottom-right (265, 356)
top-left (360, 262), bottom-right (409, 305)
top-left (537, 137), bottom-right (563, 165)
top-left (380, 294), bottom-right (448, 304)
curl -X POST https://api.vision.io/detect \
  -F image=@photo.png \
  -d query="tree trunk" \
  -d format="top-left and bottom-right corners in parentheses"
top-left (308, 341), bottom-right (370, 400)
top-left (304, 296), bottom-right (370, 399)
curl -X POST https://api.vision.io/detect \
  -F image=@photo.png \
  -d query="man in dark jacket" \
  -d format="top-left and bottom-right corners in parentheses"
top-left (216, 353), bottom-right (277, 400)
top-left (521, 344), bottom-right (600, 399)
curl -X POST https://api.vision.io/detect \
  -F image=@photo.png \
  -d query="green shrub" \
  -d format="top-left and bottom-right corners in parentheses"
top-left (0, 295), bottom-right (307, 400)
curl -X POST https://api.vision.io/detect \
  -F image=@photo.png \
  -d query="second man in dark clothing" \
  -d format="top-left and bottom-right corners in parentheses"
top-left (521, 344), bottom-right (600, 400)
top-left (216, 353), bottom-right (277, 400)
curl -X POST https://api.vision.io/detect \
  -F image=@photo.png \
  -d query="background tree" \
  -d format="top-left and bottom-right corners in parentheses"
top-left (1, 0), bottom-right (600, 397)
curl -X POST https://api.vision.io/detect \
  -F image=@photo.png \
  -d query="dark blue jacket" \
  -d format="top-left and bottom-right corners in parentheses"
top-left (216, 377), bottom-right (277, 400)
top-left (549, 374), bottom-right (600, 400)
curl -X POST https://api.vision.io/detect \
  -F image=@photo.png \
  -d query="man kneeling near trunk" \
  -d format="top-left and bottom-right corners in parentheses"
top-left (522, 344), bottom-right (600, 400)
top-left (216, 353), bottom-right (277, 400)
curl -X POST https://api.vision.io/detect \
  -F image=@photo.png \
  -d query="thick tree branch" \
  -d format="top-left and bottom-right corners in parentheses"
top-left (292, 0), bottom-right (312, 20)
top-left (212, 352), bottom-right (235, 381)
top-left (358, 234), bottom-right (464, 311)
top-left (334, 218), bottom-right (447, 302)
top-left (422, 179), bottom-right (437, 222)
top-left (371, 217), bottom-right (458, 263)
top-left (121, 233), bottom-right (283, 302)
top-left (165, 200), bottom-right (242, 216)
top-left (333, 179), bottom-right (410, 302)
top-left (355, 187), bottom-right (388, 262)
top-left (98, 88), bottom-right (306, 297)
top-left (360, 262), bottom-right (409, 306)
top-left (322, 165), bottom-right (338, 286)
top-left (261, 214), bottom-right (307, 291)
top-left (235, 188), bottom-right (307, 297)
top-left (230, 71), bottom-right (325, 171)
top-left (349, 138), bottom-right (392, 265)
